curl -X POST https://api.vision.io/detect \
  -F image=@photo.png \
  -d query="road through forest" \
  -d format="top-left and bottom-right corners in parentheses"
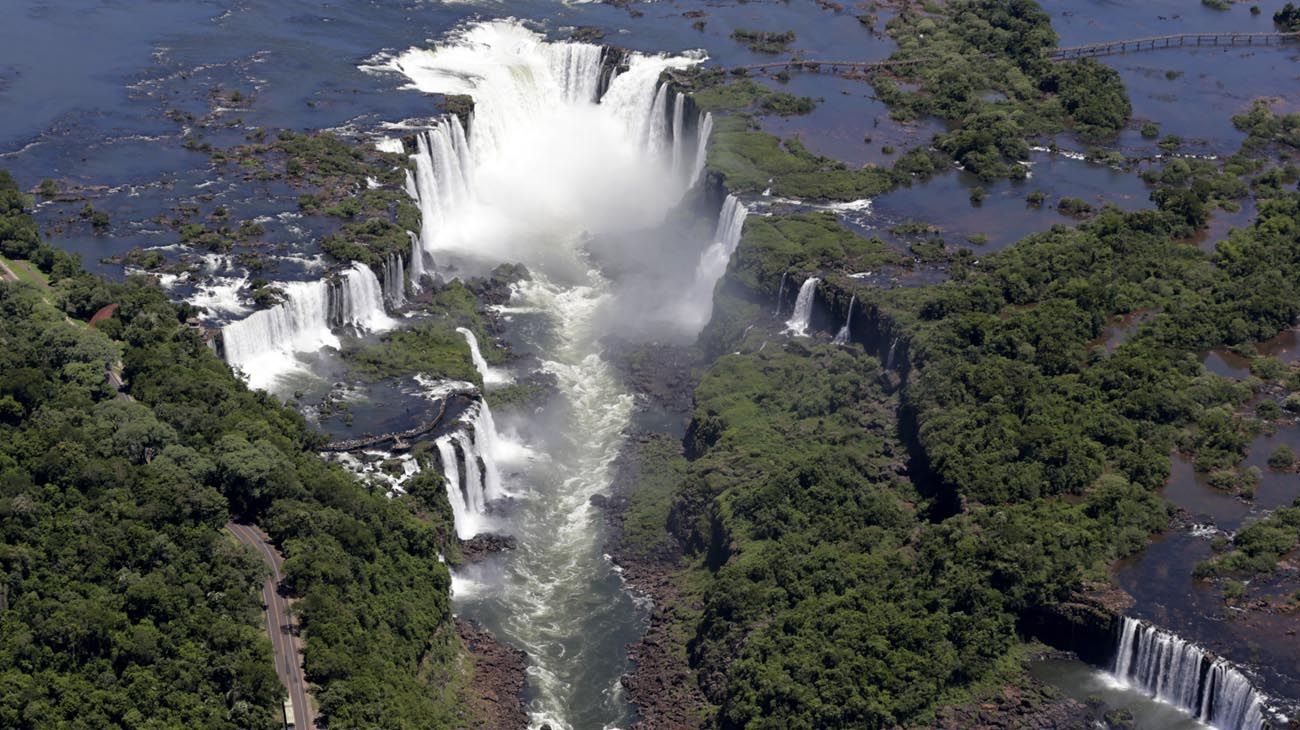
top-left (227, 522), bottom-right (314, 729)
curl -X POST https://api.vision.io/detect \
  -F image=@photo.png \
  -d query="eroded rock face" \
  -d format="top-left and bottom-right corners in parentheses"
top-left (1020, 586), bottom-right (1133, 668)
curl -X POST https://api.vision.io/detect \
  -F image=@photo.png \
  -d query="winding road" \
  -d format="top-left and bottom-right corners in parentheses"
top-left (227, 522), bottom-right (314, 730)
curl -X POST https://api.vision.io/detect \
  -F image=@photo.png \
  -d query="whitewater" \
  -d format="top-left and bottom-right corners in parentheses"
top-left (212, 18), bottom-right (733, 727)
top-left (381, 20), bottom-right (713, 729)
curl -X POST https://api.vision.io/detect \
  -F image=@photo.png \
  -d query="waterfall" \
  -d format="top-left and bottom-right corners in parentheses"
top-left (382, 252), bottom-right (406, 308)
top-left (370, 22), bottom-right (715, 728)
top-left (774, 272), bottom-right (788, 316)
top-left (784, 277), bottom-right (820, 337)
top-left (691, 111), bottom-right (713, 189)
top-left (330, 263), bottom-right (396, 333)
top-left (885, 336), bottom-right (898, 371)
top-left (833, 295), bottom-right (856, 345)
top-left (646, 83), bottom-right (672, 155)
top-left (681, 195), bottom-right (749, 330)
top-left (469, 401), bottom-right (504, 501)
top-left (388, 22), bottom-right (712, 285)
top-left (670, 92), bottom-right (686, 182)
top-left (549, 42), bottom-right (605, 104)
top-left (221, 264), bottom-right (394, 390)
top-left (407, 231), bottom-right (426, 290)
top-left (435, 436), bottom-right (478, 540)
top-left (1111, 617), bottom-right (1268, 730)
top-left (434, 398), bottom-right (507, 540)
top-left (457, 326), bottom-right (510, 385)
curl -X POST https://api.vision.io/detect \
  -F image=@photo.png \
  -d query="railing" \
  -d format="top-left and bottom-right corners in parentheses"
top-left (1050, 31), bottom-right (1300, 59)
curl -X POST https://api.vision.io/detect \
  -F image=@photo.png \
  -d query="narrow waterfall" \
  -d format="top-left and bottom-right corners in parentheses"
top-left (682, 194), bottom-right (749, 330)
top-left (382, 252), bottom-right (406, 307)
top-left (692, 111), bottom-right (713, 188)
top-left (468, 400), bottom-right (504, 501)
top-left (435, 436), bottom-right (479, 539)
top-left (784, 277), bottom-right (820, 337)
top-left (670, 93), bottom-right (687, 182)
top-left (1111, 617), bottom-right (1269, 730)
top-left (407, 231), bottom-right (426, 290)
top-left (885, 336), bottom-right (899, 370)
top-left (833, 294), bottom-right (856, 345)
top-left (457, 326), bottom-right (510, 385)
top-left (774, 271), bottom-right (788, 316)
top-left (221, 264), bottom-right (395, 390)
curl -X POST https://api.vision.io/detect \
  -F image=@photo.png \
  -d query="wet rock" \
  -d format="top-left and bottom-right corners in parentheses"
top-left (460, 532), bottom-right (518, 561)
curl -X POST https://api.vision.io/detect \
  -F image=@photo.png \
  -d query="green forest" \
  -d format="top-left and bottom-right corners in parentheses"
top-left (0, 172), bottom-right (467, 728)
top-left (4, 0), bottom-right (1300, 727)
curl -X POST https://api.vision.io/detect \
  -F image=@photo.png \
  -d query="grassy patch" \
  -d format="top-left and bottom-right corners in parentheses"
top-left (708, 119), bottom-right (897, 199)
top-left (0, 254), bottom-right (51, 289)
top-left (731, 212), bottom-right (903, 288)
top-left (620, 434), bottom-right (689, 560)
top-left (347, 321), bottom-right (480, 384)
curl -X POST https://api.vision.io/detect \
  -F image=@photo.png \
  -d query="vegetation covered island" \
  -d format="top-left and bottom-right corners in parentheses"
top-left (1, 1), bottom-right (1299, 729)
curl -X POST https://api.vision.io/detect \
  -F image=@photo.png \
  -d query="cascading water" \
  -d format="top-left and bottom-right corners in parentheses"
top-left (681, 194), bottom-right (748, 330)
top-left (330, 262), bottom-right (396, 333)
top-left (1111, 617), bottom-right (1269, 730)
top-left (774, 271), bottom-right (788, 316)
top-left (457, 326), bottom-right (510, 385)
top-left (388, 24), bottom-right (710, 282)
top-left (833, 294), bottom-right (856, 345)
top-left (221, 263), bottom-right (394, 390)
top-left (435, 435), bottom-right (477, 539)
top-left (784, 276), bottom-right (820, 337)
top-left (433, 399), bottom-right (507, 539)
top-left (382, 251), bottom-right (406, 307)
top-left (371, 21), bottom-right (711, 729)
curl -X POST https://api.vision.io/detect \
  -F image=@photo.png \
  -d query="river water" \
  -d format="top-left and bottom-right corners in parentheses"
top-left (4, 2), bottom-right (1299, 729)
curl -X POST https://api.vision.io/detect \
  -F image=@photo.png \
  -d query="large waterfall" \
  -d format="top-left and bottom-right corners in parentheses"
top-left (221, 262), bottom-right (394, 390)
top-left (1111, 617), bottom-right (1269, 730)
top-left (370, 21), bottom-right (713, 729)
top-left (388, 21), bottom-right (711, 280)
top-left (682, 194), bottom-right (748, 330)
top-left (784, 276), bottom-right (820, 337)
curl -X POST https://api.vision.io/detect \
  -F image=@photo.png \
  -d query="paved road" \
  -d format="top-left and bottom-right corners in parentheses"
top-left (227, 522), bottom-right (314, 729)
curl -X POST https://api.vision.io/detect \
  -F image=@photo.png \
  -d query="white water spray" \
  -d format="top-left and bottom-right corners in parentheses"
top-left (1111, 616), bottom-right (1269, 730)
top-left (371, 22), bottom-right (713, 729)
top-left (221, 263), bottom-right (394, 391)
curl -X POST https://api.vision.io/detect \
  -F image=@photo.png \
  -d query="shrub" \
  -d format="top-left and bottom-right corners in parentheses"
top-left (1268, 444), bottom-right (1295, 470)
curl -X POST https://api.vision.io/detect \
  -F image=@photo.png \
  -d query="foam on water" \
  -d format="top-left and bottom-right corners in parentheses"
top-left (370, 21), bottom-right (712, 729)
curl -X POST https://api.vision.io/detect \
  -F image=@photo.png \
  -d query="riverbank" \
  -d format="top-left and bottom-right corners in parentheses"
top-left (457, 618), bottom-right (529, 730)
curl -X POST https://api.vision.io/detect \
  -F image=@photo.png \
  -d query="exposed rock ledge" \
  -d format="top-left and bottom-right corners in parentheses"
top-left (457, 618), bottom-right (528, 729)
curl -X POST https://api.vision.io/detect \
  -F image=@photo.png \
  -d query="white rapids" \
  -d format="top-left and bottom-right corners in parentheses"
top-left (372, 20), bottom-right (716, 730)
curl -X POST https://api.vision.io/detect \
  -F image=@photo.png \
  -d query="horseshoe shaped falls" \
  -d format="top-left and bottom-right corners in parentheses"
top-left (5, 1), bottom-right (1300, 730)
